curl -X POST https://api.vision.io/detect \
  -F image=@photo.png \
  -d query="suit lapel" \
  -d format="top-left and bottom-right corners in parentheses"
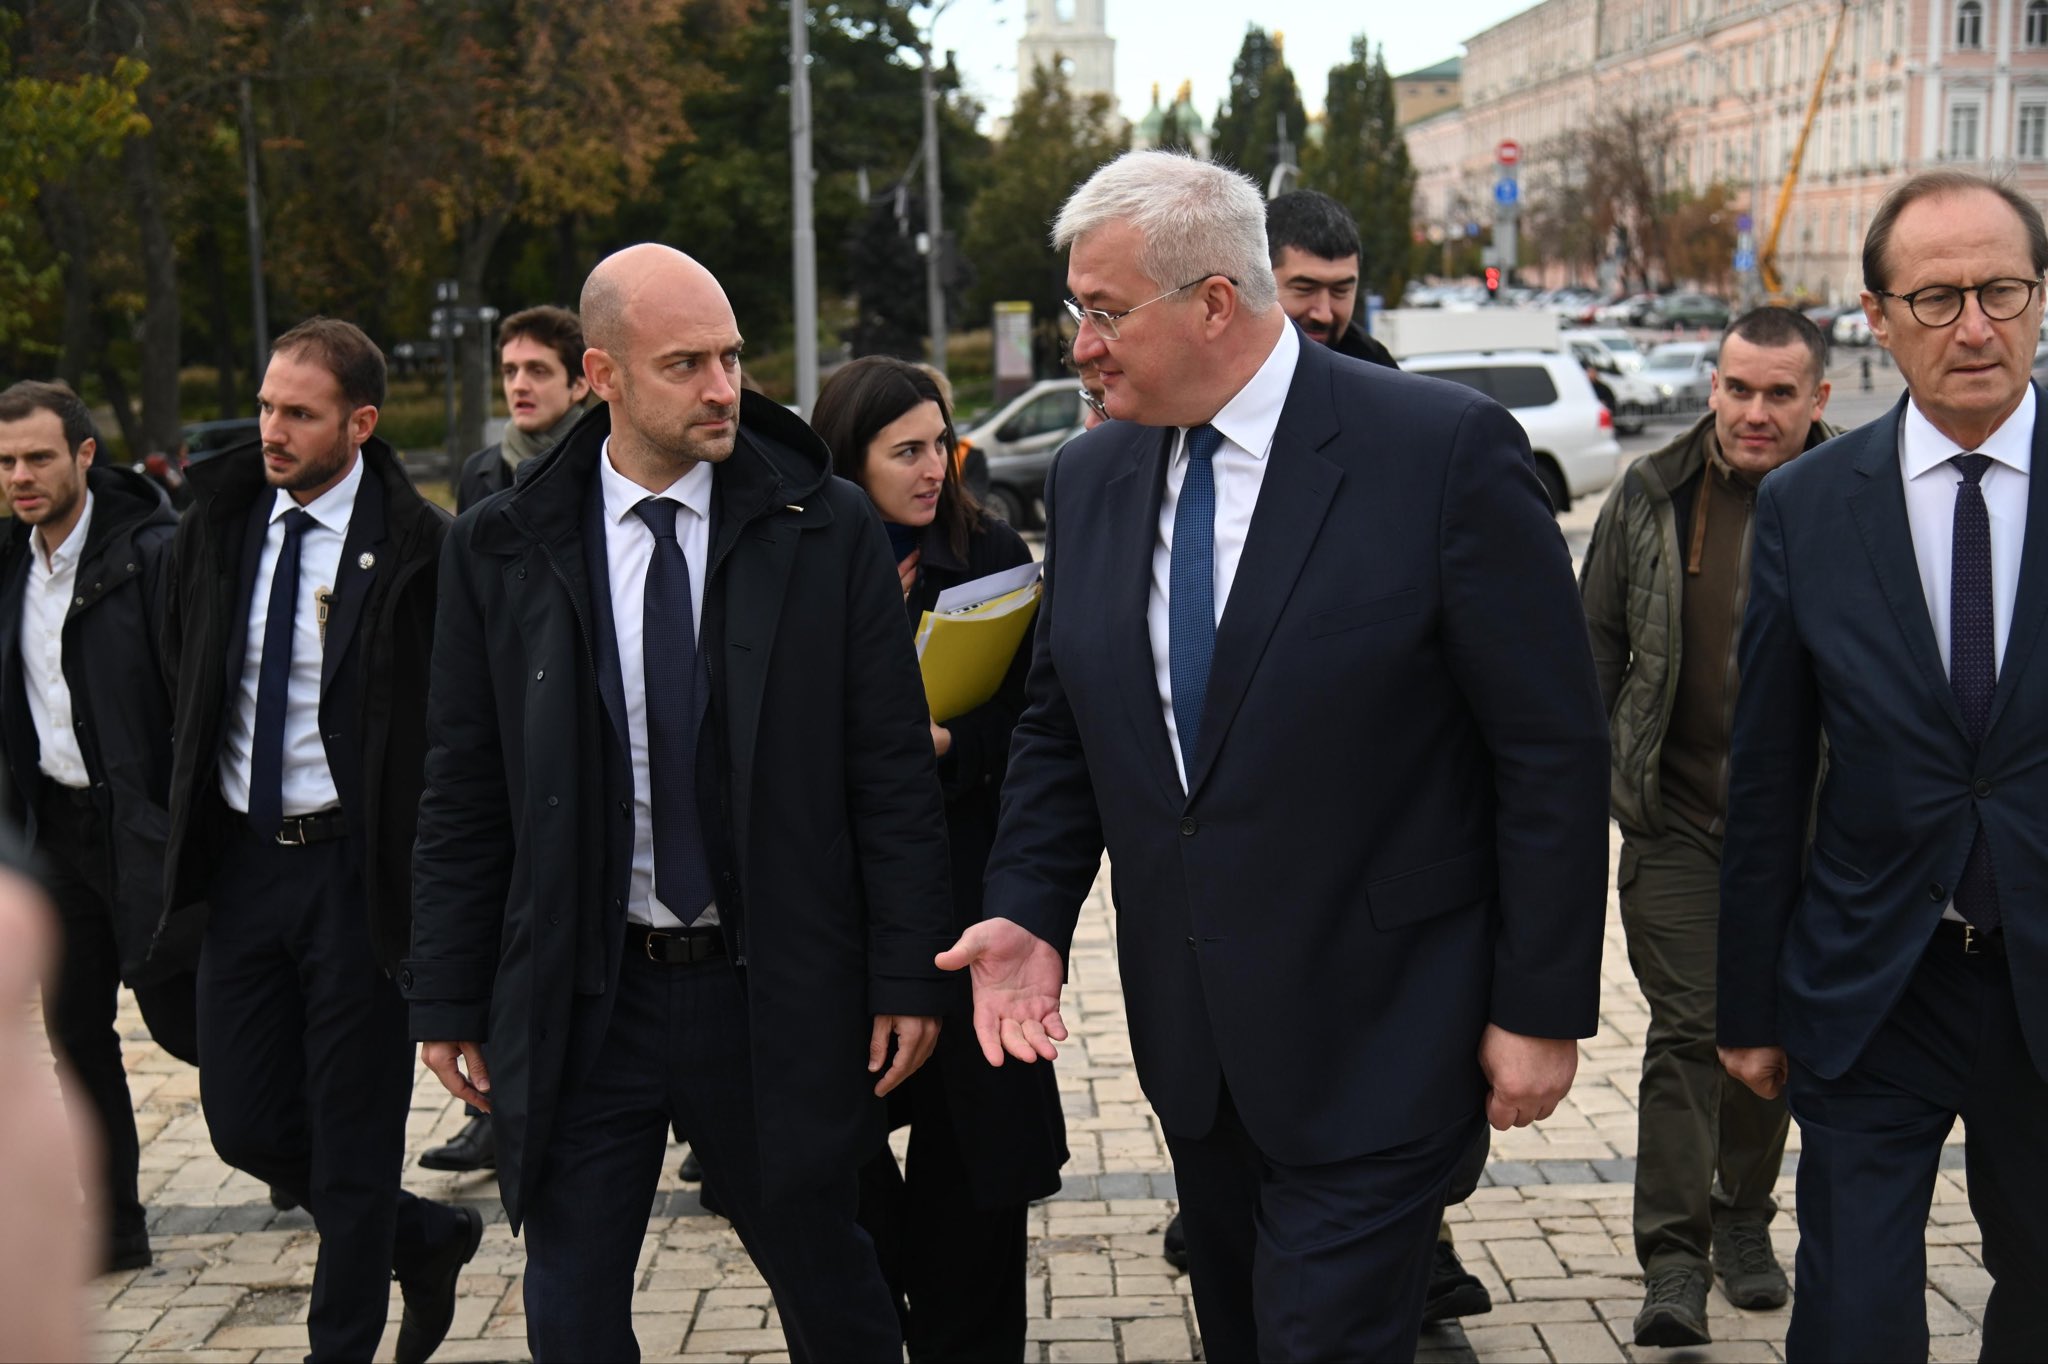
top-left (1845, 398), bottom-right (1971, 743)
top-left (1184, 347), bottom-right (1343, 801)
top-left (1102, 427), bottom-right (1183, 808)
top-left (224, 496), bottom-right (271, 704)
top-left (319, 462), bottom-right (386, 697)
top-left (1984, 382), bottom-right (2048, 739)
top-left (578, 476), bottom-right (629, 748)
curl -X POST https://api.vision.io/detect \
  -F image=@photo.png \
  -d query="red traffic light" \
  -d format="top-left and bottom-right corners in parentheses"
top-left (1484, 266), bottom-right (1501, 295)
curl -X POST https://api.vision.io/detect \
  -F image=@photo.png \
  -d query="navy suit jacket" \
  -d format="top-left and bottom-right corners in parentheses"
top-left (982, 330), bottom-right (1612, 1165)
top-left (1720, 388), bottom-right (2048, 1081)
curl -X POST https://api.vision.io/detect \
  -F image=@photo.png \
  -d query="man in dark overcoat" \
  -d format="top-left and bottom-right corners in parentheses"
top-left (406, 245), bottom-right (957, 1362)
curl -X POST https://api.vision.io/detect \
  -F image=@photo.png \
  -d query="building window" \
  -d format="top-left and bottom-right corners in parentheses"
top-left (1949, 101), bottom-right (1982, 159)
top-left (2028, 0), bottom-right (2048, 46)
top-left (2020, 103), bottom-right (2048, 159)
top-left (1957, 0), bottom-right (1984, 48)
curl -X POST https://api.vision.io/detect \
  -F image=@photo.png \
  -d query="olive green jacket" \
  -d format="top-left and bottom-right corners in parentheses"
top-left (1579, 412), bottom-right (1839, 833)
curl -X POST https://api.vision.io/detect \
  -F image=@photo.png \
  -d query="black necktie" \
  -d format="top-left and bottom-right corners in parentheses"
top-left (1948, 452), bottom-right (2000, 933)
top-left (248, 508), bottom-right (316, 837)
top-left (632, 497), bottom-right (714, 924)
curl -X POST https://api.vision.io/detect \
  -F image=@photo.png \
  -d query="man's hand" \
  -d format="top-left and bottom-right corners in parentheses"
top-left (869, 1015), bottom-right (941, 1096)
top-left (1719, 1045), bottom-right (1789, 1100)
top-left (422, 1041), bottom-right (492, 1113)
top-left (1479, 1024), bottom-right (1579, 1130)
top-left (935, 918), bottom-right (1067, 1066)
top-left (930, 721), bottom-right (953, 757)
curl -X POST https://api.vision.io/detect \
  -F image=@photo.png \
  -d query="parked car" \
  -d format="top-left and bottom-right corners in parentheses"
top-left (1563, 330), bottom-right (1660, 434)
top-left (1574, 327), bottom-right (1647, 372)
top-left (954, 379), bottom-right (1087, 529)
top-left (1638, 340), bottom-right (1719, 414)
top-left (1595, 293), bottom-right (1658, 326)
top-left (1650, 292), bottom-right (1731, 330)
top-left (180, 417), bottom-right (261, 464)
top-left (1833, 310), bottom-right (1873, 347)
top-left (1401, 349), bottom-right (1622, 513)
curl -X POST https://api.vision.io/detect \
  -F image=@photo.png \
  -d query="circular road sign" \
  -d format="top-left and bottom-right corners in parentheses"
top-left (1497, 139), bottom-right (1521, 167)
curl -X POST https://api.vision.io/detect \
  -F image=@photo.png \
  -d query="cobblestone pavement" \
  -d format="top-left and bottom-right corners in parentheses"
top-left (60, 360), bottom-right (1993, 1364)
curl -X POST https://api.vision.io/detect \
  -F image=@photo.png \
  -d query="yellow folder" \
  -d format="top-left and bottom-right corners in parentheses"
top-left (916, 563), bottom-right (1043, 722)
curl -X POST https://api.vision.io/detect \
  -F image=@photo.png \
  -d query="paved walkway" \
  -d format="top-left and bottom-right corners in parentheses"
top-left (61, 360), bottom-right (1995, 1362)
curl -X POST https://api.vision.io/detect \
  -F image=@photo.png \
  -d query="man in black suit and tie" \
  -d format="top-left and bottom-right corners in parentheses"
top-left (1720, 170), bottom-right (2048, 1360)
top-left (938, 150), bottom-right (1612, 1360)
top-left (407, 245), bottom-right (956, 1361)
top-left (160, 318), bottom-right (478, 1362)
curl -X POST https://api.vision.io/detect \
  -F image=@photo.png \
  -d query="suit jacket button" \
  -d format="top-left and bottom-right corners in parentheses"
top-left (399, 969), bottom-right (414, 989)
top-left (547, 795), bottom-right (560, 807)
top-left (1185, 936), bottom-right (1196, 948)
top-left (1974, 779), bottom-right (1992, 798)
top-left (1179, 817), bottom-right (1198, 836)
top-left (1930, 883), bottom-right (1947, 901)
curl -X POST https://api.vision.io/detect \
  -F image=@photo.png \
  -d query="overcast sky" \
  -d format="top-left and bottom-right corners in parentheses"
top-left (936, 0), bottom-right (1541, 127)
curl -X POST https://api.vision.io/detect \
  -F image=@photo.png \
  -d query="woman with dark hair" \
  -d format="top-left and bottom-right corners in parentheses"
top-left (810, 356), bottom-right (1066, 1362)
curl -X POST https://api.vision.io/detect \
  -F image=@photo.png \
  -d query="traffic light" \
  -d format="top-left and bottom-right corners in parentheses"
top-left (1484, 266), bottom-right (1501, 299)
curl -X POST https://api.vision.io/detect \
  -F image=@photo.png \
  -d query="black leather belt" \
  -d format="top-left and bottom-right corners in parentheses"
top-left (628, 923), bottom-right (727, 965)
top-left (273, 809), bottom-right (348, 846)
top-left (1933, 919), bottom-right (2005, 957)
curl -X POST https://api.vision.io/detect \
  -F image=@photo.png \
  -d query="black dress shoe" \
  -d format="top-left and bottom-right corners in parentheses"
top-left (104, 1231), bottom-right (152, 1274)
top-left (1422, 1239), bottom-right (1493, 1322)
top-left (268, 1185), bottom-right (299, 1212)
top-left (1162, 1213), bottom-right (1188, 1270)
top-left (418, 1115), bottom-right (496, 1173)
top-left (678, 1148), bottom-right (703, 1182)
top-left (395, 1204), bottom-right (483, 1364)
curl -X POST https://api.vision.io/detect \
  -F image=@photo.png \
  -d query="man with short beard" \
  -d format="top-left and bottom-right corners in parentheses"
top-left (159, 318), bottom-right (478, 1363)
top-left (407, 245), bottom-right (955, 1360)
top-left (454, 305), bottom-right (593, 514)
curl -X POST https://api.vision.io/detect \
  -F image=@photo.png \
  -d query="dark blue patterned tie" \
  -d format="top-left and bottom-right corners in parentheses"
top-left (1170, 424), bottom-right (1223, 775)
top-left (633, 497), bottom-right (715, 924)
top-left (1948, 453), bottom-right (2000, 933)
top-left (248, 508), bottom-right (315, 838)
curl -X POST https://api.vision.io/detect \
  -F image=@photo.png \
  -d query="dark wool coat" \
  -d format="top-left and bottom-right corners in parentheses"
top-left (0, 464), bottom-right (184, 980)
top-left (159, 437), bottom-right (449, 971)
top-left (404, 395), bottom-right (959, 1226)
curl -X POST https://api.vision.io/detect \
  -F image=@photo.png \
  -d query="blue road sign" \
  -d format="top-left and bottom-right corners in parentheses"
top-left (1737, 213), bottom-right (1754, 233)
top-left (1734, 248), bottom-right (1757, 272)
top-left (1466, 221), bottom-right (1482, 238)
top-left (1494, 179), bottom-right (1520, 206)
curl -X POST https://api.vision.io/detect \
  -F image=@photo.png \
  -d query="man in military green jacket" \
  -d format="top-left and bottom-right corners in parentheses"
top-left (1580, 306), bottom-right (1837, 1349)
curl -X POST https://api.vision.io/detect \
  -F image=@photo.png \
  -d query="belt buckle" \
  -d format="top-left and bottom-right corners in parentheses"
top-left (644, 930), bottom-right (672, 962)
top-left (275, 818), bottom-right (307, 847)
top-left (1963, 924), bottom-right (1982, 956)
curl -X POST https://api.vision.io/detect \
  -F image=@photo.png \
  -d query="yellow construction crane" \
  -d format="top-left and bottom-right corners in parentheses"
top-left (1758, 0), bottom-right (1851, 301)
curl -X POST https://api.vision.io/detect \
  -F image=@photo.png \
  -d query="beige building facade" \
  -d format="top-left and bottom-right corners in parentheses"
top-left (1409, 0), bottom-right (2048, 299)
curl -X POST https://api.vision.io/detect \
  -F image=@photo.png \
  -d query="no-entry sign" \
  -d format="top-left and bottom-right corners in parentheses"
top-left (1497, 139), bottom-right (1521, 167)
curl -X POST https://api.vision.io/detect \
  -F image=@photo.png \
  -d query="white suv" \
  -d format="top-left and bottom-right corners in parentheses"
top-left (1401, 350), bottom-right (1623, 513)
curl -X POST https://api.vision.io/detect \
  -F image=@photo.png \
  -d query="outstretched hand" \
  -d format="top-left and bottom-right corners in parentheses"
top-left (935, 918), bottom-right (1068, 1066)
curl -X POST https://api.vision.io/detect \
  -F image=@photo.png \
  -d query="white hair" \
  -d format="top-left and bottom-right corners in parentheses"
top-left (1052, 151), bottom-right (1279, 315)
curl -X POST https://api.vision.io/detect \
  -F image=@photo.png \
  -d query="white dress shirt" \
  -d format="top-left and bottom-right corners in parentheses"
top-left (21, 491), bottom-right (94, 789)
top-left (1899, 384), bottom-right (2034, 923)
top-left (1149, 320), bottom-right (1300, 790)
top-left (598, 439), bottom-right (718, 929)
top-left (218, 453), bottom-right (363, 815)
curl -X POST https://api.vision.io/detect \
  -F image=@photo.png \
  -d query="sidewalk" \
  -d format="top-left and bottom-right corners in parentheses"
top-left (62, 821), bottom-right (1987, 1363)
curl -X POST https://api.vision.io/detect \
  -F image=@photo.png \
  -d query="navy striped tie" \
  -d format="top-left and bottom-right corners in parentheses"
top-left (1948, 452), bottom-right (2000, 933)
top-left (1170, 424), bottom-right (1223, 774)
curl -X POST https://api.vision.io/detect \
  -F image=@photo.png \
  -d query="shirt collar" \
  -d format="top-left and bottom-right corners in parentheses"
top-left (271, 449), bottom-right (365, 532)
top-left (599, 435), bottom-right (714, 526)
top-left (1175, 320), bottom-right (1300, 465)
top-left (1901, 384), bottom-right (2036, 481)
top-left (33, 489), bottom-right (94, 575)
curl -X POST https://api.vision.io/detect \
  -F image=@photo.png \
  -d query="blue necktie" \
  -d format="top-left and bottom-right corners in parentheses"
top-left (1170, 424), bottom-right (1223, 775)
top-left (248, 508), bottom-right (316, 838)
top-left (1948, 453), bottom-right (2000, 933)
top-left (633, 498), bottom-right (714, 924)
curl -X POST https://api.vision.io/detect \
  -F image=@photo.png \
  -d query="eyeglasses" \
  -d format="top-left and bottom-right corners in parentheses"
top-left (1077, 385), bottom-right (1108, 422)
top-left (1871, 277), bottom-right (2042, 327)
top-left (1062, 275), bottom-right (1238, 340)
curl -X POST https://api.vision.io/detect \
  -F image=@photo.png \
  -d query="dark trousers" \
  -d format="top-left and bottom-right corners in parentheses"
top-left (1786, 935), bottom-right (2048, 1363)
top-left (198, 826), bottom-right (461, 1362)
top-left (1619, 820), bottom-right (1790, 1271)
top-left (856, 1065), bottom-right (1029, 1363)
top-left (36, 786), bottom-right (194, 1252)
top-left (1164, 1083), bottom-right (1483, 1362)
top-left (522, 951), bottom-right (899, 1363)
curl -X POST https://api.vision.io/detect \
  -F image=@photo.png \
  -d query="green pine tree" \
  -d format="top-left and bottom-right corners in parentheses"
top-left (1210, 26), bottom-right (1307, 189)
top-left (1303, 34), bottom-right (1417, 306)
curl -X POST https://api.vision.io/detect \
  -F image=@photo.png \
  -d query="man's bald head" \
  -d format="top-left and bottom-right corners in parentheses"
top-left (579, 243), bottom-right (745, 478)
top-left (579, 244), bottom-right (732, 363)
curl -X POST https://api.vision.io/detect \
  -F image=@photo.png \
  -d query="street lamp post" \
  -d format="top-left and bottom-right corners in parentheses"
top-left (791, 0), bottom-right (819, 415)
top-left (920, 0), bottom-right (959, 376)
